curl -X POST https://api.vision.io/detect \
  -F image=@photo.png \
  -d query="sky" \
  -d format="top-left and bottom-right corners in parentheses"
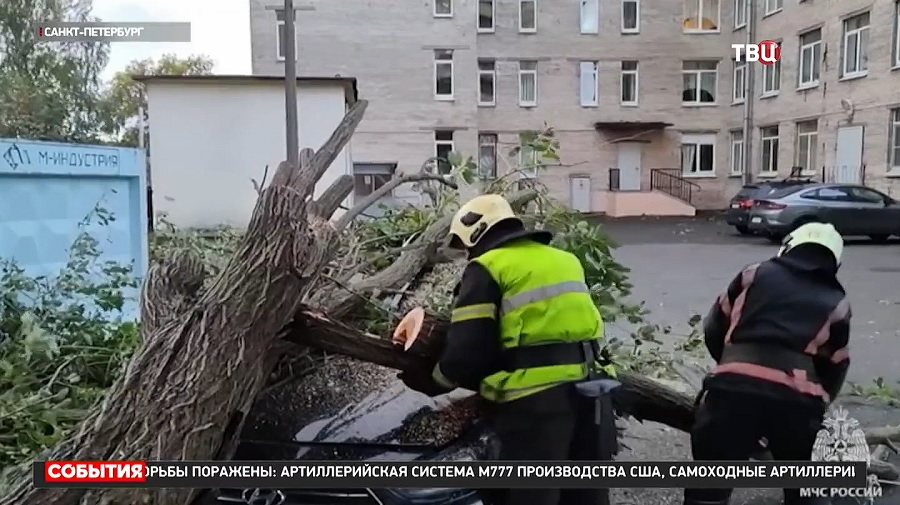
top-left (92, 0), bottom-right (252, 80)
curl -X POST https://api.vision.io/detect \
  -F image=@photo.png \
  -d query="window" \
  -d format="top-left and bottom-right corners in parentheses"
top-left (478, 59), bottom-right (496, 106)
top-left (353, 163), bottom-right (394, 198)
top-left (890, 109), bottom-right (900, 170)
top-left (434, 131), bottom-right (454, 174)
top-left (518, 60), bottom-right (537, 106)
top-left (478, 0), bottom-right (495, 32)
top-left (731, 131), bottom-right (744, 174)
top-left (478, 134), bottom-right (498, 178)
top-left (760, 126), bottom-right (779, 174)
top-left (681, 133), bottom-right (716, 175)
top-left (579, 61), bottom-right (598, 106)
top-left (621, 61), bottom-right (638, 105)
top-left (622, 0), bottom-right (640, 33)
top-left (803, 187), bottom-right (852, 201)
top-left (849, 186), bottom-right (888, 204)
top-left (275, 10), bottom-right (296, 61)
top-left (895, 2), bottom-right (900, 68)
top-left (434, 0), bottom-right (452, 17)
top-left (734, 0), bottom-right (746, 28)
top-left (683, 0), bottom-right (719, 32)
top-left (580, 0), bottom-right (599, 33)
top-left (795, 120), bottom-right (818, 173)
top-left (761, 42), bottom-right (781, 95)
top-left (434, 49), bottom-right (454, 100)
top-left (682, 61), bottom-right (717, 105)
top-left (732, 59), bottom-right (746, 103)
top-left (519, 0), bottom-right (537, 32)
top-left (519, 144), bottom-right (539, 177)
top-left (842, 12), bottom-right (870, 78)
top-left (764, 0), bottom-right (782, 15)
top-left (798, 29), bottom-right (821, 87)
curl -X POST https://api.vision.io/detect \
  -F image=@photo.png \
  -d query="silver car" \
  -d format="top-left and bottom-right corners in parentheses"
top-left (747, 183), bottom-right (900, 243)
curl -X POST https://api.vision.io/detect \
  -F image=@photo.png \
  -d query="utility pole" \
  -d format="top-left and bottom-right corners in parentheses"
top-left (741, 0), bottom-right (756, 184)
top-left (283, 0), bottom-right (298, 164)
top-left (267, 1), bottom-right (315, 164)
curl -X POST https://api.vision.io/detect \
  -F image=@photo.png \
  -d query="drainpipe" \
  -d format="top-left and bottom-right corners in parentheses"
top-left (741, 0), bottom-right (756, 184)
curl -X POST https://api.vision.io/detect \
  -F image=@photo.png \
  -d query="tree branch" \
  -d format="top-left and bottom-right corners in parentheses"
top-left (334, 173), bottom-right (457, 231)
top-left (311, 175), bottom-right (354, 219)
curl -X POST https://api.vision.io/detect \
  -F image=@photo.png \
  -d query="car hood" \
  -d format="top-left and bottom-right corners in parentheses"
top-left (236, 372), bottom-right (483, 461)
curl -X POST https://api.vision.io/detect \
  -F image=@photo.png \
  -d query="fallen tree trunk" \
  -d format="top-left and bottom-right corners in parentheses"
top-left (288, 307), bottom-right (899, 480)
top-left (0, 101), bottom-right (370, 505)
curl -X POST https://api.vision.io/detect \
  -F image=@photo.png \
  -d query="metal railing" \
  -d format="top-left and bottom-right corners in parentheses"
top-left (650, 168), bottom-right (699, 204)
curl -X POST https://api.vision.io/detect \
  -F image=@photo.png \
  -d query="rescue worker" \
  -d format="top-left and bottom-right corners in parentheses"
top-left (683, 222), bottom-right (851, 505)
top-left (397, 194), bottom-right (610, 505)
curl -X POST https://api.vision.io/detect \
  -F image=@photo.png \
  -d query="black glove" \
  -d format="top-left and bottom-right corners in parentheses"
top-left (398, 366), bottom-right (452, 397)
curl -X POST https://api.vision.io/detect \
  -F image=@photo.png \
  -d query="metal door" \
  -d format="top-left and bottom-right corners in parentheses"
top-left (834, 126), bottom-right (864, 184)
top-left (570, 176), bottom-right (592, 212)
top-left (616, 143), bottom-right (642, 191)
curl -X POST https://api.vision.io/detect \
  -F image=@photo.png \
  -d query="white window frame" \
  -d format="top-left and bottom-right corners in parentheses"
top-left (275, 10), bottom-right (296, 61)
top-left (732, 59), bottom-right (746, 103)
top-left (730, 131), bottom-right (744, 175)
top-left (795, 121), bottom-right (818, 174)
top-left (761, 42), bottom-right (781, 96)
top-left (519, 0), bottom-right (537, 33)
top-left (760, 126), bottom-right (779, 174)
top-left (518, 61), bottom-right (538, 107)
top-left (580, 0), bottom-right (599, 34)
top-left (478, 0), bottom-right (495, 32)
top-left (477, 59), bottom-right (496, 106)
top-left (434, 131), bottom-right (455, 174)
top-left (478, 133), bottom-right (498, 178)
top-left (621, 61), bottom-right (639, 105)
top-left (622, 0), bottom-right (640, 33)
top-left (682, 61), bottom-right (718, 105)
top-left (798, 29), bottom-right (821, 88)
top-left (841, 12), bottom-right (870, 79)
top-left (433, 49), bottom-right (454, 101)
top-left (734, 0), bottom-right (746, 28)
top-left (579, 61), bottom-right (599, 107)
top-left (683, 0), bottom-right (721, 33)
top-left (519, 144), bottom-right (539, 178)
top-left (890, 109), bottom-right (900, 170)
top-left (764, 0), bottom-right (782, 16)
top-left (434, 0), bottom-right (453, 18)
top-left (681, 133), bottom-right (717, 175)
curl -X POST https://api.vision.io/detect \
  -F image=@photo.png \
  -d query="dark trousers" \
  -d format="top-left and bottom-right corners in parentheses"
top-left (684, 388), bottom-right (826, 505)
top-left (482, 385), bottom-right (609, 505)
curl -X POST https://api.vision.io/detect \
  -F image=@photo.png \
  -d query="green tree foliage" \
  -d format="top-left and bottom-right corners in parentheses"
top-left (0, 0), bottom-right (110, 142)
top-left (102, 54), bottom-right (214, 146)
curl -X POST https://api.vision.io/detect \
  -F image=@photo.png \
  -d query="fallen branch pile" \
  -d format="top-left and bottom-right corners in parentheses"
top-left (1, 101), bottom-right (896, 505)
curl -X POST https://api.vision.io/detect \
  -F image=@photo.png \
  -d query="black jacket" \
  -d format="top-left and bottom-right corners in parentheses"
top-left (702, 254), bottom-right (851, 406)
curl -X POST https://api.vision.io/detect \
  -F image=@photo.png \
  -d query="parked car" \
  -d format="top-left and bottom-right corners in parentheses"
top-left (747, 183), bottom-right (900, 243)
top-left (726, 178), bottom-right (816, 235)
top-left (208, 363), bottom-right (621, 505)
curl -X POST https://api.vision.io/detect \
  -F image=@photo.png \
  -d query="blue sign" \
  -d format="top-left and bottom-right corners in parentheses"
top-left (0, 138), bottom-right (129, 176)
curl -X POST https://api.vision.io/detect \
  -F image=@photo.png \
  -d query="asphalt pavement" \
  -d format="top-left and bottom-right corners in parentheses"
top-left (599, 215), bottom-right (899, 505)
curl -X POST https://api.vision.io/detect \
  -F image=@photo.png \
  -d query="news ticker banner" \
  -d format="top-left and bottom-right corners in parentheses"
top-left (35, 22), bottom-right (191, 42)
top-left (35, 461), bottom-right (866, 489)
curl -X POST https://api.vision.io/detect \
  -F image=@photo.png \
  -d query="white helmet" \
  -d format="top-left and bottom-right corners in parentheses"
top-left (777, 222), bottom-right (843, 265)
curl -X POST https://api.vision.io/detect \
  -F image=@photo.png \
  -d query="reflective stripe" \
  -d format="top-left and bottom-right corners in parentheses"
top-left (432, 364), bottom-right (456, 389)
top-left (500, 280), bottom-right (590, 315)
top-left (451, 303), bottom-right (496, 322)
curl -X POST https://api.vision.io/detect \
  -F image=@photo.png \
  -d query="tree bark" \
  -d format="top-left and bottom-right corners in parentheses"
top-left (0, 100), bottom-right (370, 505)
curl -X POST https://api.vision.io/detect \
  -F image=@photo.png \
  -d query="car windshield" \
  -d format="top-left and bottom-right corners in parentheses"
top-left (736, 186), bottom-right (761, 199)
top-left (765, 185), bottom-right (808, 199)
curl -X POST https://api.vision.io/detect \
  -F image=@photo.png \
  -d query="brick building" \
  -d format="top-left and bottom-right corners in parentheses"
top-left (249, 0), bottom-right (900, 212)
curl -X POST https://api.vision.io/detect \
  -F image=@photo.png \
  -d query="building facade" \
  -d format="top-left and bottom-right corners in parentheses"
top-left (249, 0), bottom-right (900, 211)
